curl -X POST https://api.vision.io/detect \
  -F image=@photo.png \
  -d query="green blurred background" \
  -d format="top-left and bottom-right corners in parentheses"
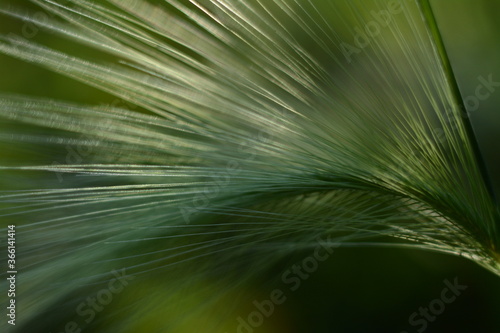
top-left (0, 0), bottom-right (499, 332)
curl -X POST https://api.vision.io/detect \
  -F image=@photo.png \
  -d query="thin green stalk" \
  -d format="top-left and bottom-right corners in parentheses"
top-left (418, 0), bottom-right (497, 203)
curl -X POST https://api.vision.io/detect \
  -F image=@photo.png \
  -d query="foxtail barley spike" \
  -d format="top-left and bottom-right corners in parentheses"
top-left (0, 0), bottom-right (499, 332)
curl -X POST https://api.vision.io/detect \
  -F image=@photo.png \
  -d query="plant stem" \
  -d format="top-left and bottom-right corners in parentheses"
top-left (417, 0), bottom-right (497, 203)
